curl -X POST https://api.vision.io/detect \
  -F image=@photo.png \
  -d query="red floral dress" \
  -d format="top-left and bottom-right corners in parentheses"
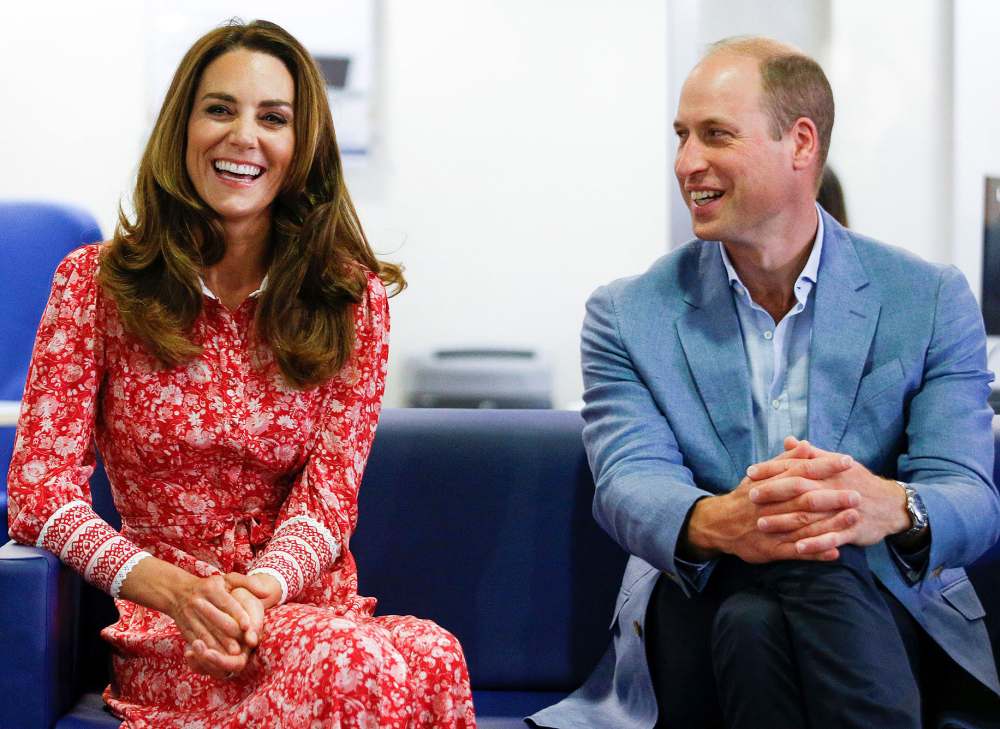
top-left (7, 244), bottom-right (476, 729)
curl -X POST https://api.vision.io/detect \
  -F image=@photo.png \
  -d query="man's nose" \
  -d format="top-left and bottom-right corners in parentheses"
top-left (674, 138), bottom-right (707, 180)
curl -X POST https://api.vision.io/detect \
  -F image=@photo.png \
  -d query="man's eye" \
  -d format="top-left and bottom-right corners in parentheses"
top-left (708, 129), bottom-right (728, 139)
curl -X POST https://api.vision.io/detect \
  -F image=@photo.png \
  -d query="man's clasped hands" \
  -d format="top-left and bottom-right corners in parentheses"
top-left (168, 570), bottom-right (283, 679)
top-left (686, 436), bottom-right (913, 563)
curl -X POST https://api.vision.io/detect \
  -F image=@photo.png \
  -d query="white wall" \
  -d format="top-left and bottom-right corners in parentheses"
top-left (827, 1), bottom-right (952, 266)
top-left (0, 1), bottom-right (670, 408)
top-left (373, 0), bottom-right (668, 406)
top-left (2, 2), bottom-right (146, 239)
top-left (953, 0), bottom-right (1000, 299)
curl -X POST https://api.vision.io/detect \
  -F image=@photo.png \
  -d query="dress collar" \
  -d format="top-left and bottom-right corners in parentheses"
top-left (199, 274), bottom-right (269, 302)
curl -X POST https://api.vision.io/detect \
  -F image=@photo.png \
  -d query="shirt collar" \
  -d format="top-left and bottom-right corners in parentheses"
top-left (719, 202), bottom-right (824, 294)
top-left (199, 274), bottom-right (269, 302)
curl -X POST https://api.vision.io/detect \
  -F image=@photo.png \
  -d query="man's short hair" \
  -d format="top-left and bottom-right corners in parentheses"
top-left (706, 36), bottom-right (834, 179)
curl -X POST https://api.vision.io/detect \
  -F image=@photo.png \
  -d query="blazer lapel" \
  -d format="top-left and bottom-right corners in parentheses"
top-left (675, 242), bottom-right (755, 476)
top-left (808, 214), bottom-right (881, 450)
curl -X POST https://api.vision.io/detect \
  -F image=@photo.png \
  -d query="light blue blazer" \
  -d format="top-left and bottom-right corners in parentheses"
top-left (530, 209), bottom-right (1000, 729)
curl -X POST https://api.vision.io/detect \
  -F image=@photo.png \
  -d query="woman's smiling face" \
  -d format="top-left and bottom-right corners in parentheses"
top-left (185, 49), bottom-right (296, 226)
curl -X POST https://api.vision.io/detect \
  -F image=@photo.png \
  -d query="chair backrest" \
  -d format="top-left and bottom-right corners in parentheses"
top-left (352, 408), bottom-right (625, 691)
top-left (1, 201), bottom-right (102, 531)
top-left (0, 201), bottom-right (103, 400)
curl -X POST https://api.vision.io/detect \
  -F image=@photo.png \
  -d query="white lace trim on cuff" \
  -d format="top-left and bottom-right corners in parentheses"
top-left (110, 551), bottom-right (152, 600)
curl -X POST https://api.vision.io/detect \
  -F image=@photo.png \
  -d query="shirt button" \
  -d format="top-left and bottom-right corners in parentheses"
top-left (763, 330), bottom-right (773, 340)
top-left (633, 620), bottom-right (643, 638)
top-left (772, 399), bottom-right (781, 409)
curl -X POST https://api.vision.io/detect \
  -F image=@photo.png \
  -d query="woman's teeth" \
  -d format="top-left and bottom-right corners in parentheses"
top-left (213, 160), bottom-right (263, 178)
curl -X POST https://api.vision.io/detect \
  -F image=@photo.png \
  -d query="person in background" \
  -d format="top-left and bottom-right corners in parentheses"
top-left (7, 19), bottom-right (475, 728)
top-left (530, 36), bottom-right (1000, 729)
top-left (817, 165), bottom-right (849, 227)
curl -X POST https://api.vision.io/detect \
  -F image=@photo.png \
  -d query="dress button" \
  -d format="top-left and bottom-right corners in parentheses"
top-left (763, 330), bottom-right (773, 340)
top-left (772, 399), bottom-right (781, 409)
top-left (633, 620), bottom-right (643, 638)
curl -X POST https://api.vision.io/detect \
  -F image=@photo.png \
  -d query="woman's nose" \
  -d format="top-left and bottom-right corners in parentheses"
top-left (227, 113), bottom-right (257, 149)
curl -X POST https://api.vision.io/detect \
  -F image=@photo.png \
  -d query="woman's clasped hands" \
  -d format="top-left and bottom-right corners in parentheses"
top-left (169, 572), bottom-right (283, 680)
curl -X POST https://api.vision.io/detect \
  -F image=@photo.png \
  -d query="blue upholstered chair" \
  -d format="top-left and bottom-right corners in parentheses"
top-left (0, 408), bottom-right (626, 729)
top-left (0, 201), bottom-right (103, 532)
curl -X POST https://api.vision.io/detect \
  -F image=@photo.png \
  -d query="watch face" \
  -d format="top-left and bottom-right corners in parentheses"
top-left (907, 489), bottom-right (928, 530)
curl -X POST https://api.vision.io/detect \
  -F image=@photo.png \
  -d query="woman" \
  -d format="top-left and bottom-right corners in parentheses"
top-left (7, 19), bottom-right (475, 728)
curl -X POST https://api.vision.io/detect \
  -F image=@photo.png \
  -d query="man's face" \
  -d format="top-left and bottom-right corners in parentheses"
top-left (673, 52), bottom-right (798, 245)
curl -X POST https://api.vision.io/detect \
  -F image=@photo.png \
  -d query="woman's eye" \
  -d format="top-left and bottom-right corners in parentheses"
top-left (207, 105), bottom-right (231, 116)
top-left (262, 113), bottom-right (288, 125)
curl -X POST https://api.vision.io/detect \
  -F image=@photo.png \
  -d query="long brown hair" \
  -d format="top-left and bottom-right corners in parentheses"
top-left (99, 19), bottom-right (404, 388)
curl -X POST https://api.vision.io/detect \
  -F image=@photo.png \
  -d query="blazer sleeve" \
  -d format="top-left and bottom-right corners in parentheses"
top-left (248, 272), bottom-right (389, 604)
top-left (7, 246), bottom-right (151, 598)
top-left (897, 265), bottom-right (1000, 573)
top-left (581, 284), bottom-right (715, 593)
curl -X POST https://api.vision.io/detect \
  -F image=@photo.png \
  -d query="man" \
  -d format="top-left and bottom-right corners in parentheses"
top-left (529, 37), bottom-right (1000, 728)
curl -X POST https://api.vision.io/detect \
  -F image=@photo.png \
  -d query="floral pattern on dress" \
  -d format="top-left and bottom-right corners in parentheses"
top-left (7, 244), bottom-right (476, 728)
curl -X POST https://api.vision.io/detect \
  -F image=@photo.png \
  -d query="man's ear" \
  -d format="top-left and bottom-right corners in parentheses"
top-left (789, 116), bottom-right (820, 173)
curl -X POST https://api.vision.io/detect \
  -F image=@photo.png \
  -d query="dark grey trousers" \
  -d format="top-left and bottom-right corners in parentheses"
top-left (645, 546), bottom-right (998, 729)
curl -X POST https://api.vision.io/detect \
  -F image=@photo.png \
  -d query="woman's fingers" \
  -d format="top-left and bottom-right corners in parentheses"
top-left (181, 611), bottom-right (229, 655)
top-left (173, 576), bottom-right (251, 655)
top-left (190, 598), bottom-right (243, 654)
top-left (185, 641), bottom-right (249, 679)
top-left (225, 572), bottom-right (273, 600)
top-left (196, 641), bottom-right (248, 673)
top-left (204, 575), bottom-right (253, 630)
top-left (230, 587), bottom-right (265, 648)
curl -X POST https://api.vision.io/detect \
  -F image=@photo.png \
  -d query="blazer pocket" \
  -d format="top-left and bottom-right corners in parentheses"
top-left (855, 358), bottom-right (904, 407)
top-left (941, 576), bottom-right (987, 621)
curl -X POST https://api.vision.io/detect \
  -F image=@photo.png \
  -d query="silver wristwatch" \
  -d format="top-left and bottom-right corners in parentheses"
top-left (897, 481), bottom-right (929, 539)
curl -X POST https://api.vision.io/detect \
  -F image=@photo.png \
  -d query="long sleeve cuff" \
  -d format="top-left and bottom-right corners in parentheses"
top-left (674, 555), bottom-right (719, 593)
top-left (248, 515), bottom-right (340, 604)
top-left (887, 538), bottom-right (930, 584)
top-left (36, 499), bottom-right (151, 598)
